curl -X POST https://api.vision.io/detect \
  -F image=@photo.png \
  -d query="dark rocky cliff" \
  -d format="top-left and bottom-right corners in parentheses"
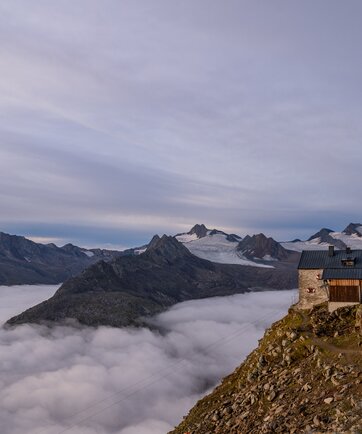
top-left (170, 304), bottom-right (362, 434)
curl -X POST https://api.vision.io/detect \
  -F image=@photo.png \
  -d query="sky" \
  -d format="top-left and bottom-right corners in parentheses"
top-left (0, 284), bottom-right (296, 434)
top-left (1, 1), bottom-right (362, 248)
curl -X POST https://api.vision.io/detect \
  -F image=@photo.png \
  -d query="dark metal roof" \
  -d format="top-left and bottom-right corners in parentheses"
top-left (298, 249), bottom-right (362, 270)
top-left (322, 268), bottom-right (362, 280)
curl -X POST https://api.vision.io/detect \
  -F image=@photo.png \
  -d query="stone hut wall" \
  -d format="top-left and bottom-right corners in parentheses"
top-left (298, 269), bottom-right (328, 309)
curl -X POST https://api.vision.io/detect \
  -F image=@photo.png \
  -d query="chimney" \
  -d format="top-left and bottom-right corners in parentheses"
top-left (346, 246), bottom-right (352, 254)
top-left (328, 245), bottom-right (334, 257)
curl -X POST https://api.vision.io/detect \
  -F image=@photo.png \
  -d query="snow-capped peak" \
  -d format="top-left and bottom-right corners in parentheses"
top-left (281, 222), bottom-right (362, 252)
top-left (175, 225), bottom-right (274, 268)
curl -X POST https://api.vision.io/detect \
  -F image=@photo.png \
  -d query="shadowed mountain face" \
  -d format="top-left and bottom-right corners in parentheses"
top-left (237, 233), bottom-right (291, 261)
top-left (6, 235), bottom-right (297, 328)
top-left (0, 231), bottom-right (133, 285)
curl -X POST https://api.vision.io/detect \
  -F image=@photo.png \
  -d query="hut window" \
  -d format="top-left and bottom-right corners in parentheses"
top-left (307, 287), bottom-right (316, 294)
top-left (341, 257), bottom-right (356, 267)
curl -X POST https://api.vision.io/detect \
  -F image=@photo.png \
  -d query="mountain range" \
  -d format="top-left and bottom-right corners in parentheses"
top-left (2, 222), bottom-right (362, 287)
top-left (6, 235), bottom-right (297, 327)
top-left (4, 223), bottom-right (361, 432)
top-left (0, 231), bottom-right (144, 285)
top-left (282, 222), bottom-right (362, 251)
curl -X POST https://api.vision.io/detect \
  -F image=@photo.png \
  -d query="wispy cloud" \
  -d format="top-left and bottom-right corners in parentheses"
top-left (1, 1), bottom-right (362, 246)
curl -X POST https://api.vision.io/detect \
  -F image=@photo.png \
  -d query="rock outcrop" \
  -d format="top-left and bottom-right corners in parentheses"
top-left (6, 235), bottom-right (297, 328)
top-left (170, 303), bottom-right (362, 434)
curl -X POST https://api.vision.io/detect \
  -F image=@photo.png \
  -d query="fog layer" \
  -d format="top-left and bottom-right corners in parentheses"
top-left (0, 286), bottom-right (296, 434)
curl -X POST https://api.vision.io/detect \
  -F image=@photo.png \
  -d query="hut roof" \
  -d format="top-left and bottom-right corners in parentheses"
top-left (298, 249), bottom-right (362, 279)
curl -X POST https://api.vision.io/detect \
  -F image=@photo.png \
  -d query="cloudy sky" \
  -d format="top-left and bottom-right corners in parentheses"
top-left (1, 1), bottom-right (361, 248)
top-left (0, 285), bottom-right (296, 434)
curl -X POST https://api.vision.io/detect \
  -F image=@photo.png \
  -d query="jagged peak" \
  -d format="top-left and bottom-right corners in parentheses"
top-left (147, 234), bottom-right (161, 249)
top-left (188, 224), bottom-right (208, 238)
top-left (239, 233), bottom-right (274, 244)
top-left (307, 228), bottom-right (334, 241)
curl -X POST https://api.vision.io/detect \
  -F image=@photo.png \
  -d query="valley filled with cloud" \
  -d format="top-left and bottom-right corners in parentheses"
top-left (0, 286), bottom-right (296, 434)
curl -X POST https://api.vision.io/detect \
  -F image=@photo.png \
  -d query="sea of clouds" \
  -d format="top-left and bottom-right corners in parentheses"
top-left (0, 285), bottom-right (296, 434)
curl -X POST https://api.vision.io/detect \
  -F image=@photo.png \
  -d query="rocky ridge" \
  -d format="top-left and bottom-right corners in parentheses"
top-left (170, 304), bottom-right (362, 434)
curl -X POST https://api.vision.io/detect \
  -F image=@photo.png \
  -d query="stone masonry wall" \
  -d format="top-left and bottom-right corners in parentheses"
top-left (298, 269), bottom-right (328, 309)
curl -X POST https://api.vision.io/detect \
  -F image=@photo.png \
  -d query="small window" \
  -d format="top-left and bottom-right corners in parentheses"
top-left (307, 287), bottom-right (316, 294)
top-left (341, 257), bottom-right (356, 267)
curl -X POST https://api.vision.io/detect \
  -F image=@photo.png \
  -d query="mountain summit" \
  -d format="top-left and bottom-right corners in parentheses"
top-left (188, 224), bottom-right (209, 238)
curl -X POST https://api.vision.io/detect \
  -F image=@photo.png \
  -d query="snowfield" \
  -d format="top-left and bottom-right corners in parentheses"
top-left (176, 232), bottom-right (274, 268)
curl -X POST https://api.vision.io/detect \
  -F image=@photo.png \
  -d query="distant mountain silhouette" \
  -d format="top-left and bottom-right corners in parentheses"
top-left (0, 231), bottom-right (136, 285)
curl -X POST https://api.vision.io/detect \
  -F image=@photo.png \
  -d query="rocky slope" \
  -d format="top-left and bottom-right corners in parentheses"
top-left (6, 235), bottom-right (297, 328)
top-left (0, 231), bottom-right (138, 285)
top-left (170, 303), bottom-right (362, 434)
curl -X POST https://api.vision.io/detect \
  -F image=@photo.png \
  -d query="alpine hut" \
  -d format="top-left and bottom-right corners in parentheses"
top-left (298, 245), bottom-right (362, 311)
